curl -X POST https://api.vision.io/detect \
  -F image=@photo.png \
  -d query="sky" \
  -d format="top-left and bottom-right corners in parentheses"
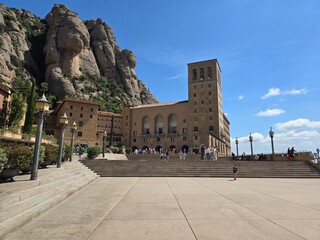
top-left (1, 0), bottom-right (320, 154)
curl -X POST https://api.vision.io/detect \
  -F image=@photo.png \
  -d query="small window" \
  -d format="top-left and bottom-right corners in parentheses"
top-left (207, 67), bottom-right (212, 79)
top-left (193, 85), bottom-right (197, 89)
top-left (209, 126), bottom-right (214, 131)
top-left (193, 69), bottom-right (197, 80)
top-left (209, 91), bottom-right (212, 95)
top-left (70, 105), bottom-right (73, 109)
top-left (200, 68), bottom-right (204, 80)
top-left (80, 114), bottom-right (83, 118)
top-left (194, 93), bottom-right (197, 97)
top-left (209, 116), bottom-right (213, 120)
top-left (90, 115), bottom-right (93, 119)
top-left (69, 112), bottom-right (72, 117)
top-left (183, 119), bottom-right (186, 123)
top-left (133, 130), bottom-right (137, 136)
top-left (195, 136), bottom-right (198, 140)
top-left (133, 138), bottom-right (136, 142)
top-left (78, 131), bottom-right (83, 137)
top-left (91, 108), bottom-right (93, 112)
top-left (79, 121), bottom-right (83, 127)
top-left (183, 128), bottom-right (187, 134)
top-left (201, 100), bottom-right (204, 104)
top-left (81, 107), bottom-right (83, 111)
top-left (194, 127), bottom-right (199, 132)
top-left (183, 137), bottom-right (187, 141)
top-left (157, 138), bottom-right (160, 142)
top-left (209, 108), bottom-right (212, 112)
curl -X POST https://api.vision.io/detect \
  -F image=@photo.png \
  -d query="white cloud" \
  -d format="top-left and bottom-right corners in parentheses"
top-left (275, 118), bottom-right (320, 131)
top-left (256, 108), bottom-right (285, 117)
top-left (262, 88), bottom-right (281, 99)
top-left (262, 87), bottom-right (307, 99)
top-left (167, 74), bottom-right (182, 80)
top-left (238, 95), bottom-right (244, 100)
top-left (283, 88), bottom-right (308, 96)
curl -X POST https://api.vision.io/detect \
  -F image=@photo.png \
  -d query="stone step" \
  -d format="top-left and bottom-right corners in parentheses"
top-left (81, 159), bottom-right (320, 178)
top-left (0, 161), bottom-right (99, 239)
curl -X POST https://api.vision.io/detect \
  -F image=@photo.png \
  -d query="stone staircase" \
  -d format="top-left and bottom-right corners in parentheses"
top-left (81, 154), bottom-right (320, 178)
top-left (0, 161), bottom-right (99, 239)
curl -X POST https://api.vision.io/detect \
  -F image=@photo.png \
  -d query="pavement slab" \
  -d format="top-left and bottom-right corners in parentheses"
top-left (3, 177), bottom-right (320, 240)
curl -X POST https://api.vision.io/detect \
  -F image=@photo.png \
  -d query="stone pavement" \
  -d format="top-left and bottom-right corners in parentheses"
top-left (4, 177), bottom-right (320, 240)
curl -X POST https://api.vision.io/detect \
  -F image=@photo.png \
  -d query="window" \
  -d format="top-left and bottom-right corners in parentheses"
top-left (209, 91), bottom-right (212, 95)
top-left (70, 105), bottom-right (73, 109)
top-left (133, 138), bottom-right (136, 142)
top-left (183, 137), bottom-right (187, 141)
top-left (207, 67), bottom-right (212, 79)
top-left (193, 85), bottom-right (197, 89)
top-left (193, 69), bottom-right (197, 80)
top-left (133, 130), bottom-right (137, 136)
top-left (183, 119), bottom-right (186, 123)
top-left (79, 121), bottom-right (83, 127)
top-left (80, 113), bottom-right (83, 118)
top-left (194, 101), bottom-right (197, 105)
top-left (209, 126), bottom-right (214, 131)
top-left (195, 136), bottom-right (199, 140)
top-left (91, 108), bottom-right (93, 112)
top-left (183, 128), bottom-right (187, 134)
top-left (209, 116), bottom-right (213, 120)
top-left (81, 107), bottom-right (83, 111)
top-left (144, 138), bottom-right (147, 142)
top-left (209, 108), bottom-right (212, 112)
top-left (69, 112), bottom-right (72, 117)
top-left (157, 138), bottom-right (160, 142)
top-left (194, 127), bottom-right (199, 132)
top-left (171, 137), bottom-right (174, 141)
top-left (201, 100), bottom-right (204, 104)
top-left (208, 83), bottom-right (211, 87)
top-left (194, 93), bottom-right (197, 97)
top-left (78, 131), bottom-right (83, 137)
top-left (90, 115), bottom-right (93, 119)
top-left (209, 100), bottom-right (212, 104)
top-left (200, 68), bottom-right (204, 80)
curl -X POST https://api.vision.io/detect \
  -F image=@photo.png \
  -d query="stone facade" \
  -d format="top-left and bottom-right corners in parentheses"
top-left (122, 59), bottom-right (231, 156)
top-left (43, 59), bottom-right (231, 156)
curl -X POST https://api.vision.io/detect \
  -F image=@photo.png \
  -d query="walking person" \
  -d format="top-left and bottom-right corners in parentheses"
top-left (200, 145), bottom-right (205, 161)
top-left (233, 164), bottom-right (238, 180)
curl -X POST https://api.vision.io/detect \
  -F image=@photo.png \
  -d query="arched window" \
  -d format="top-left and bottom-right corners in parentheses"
top-left (155, 115), bottom-right (164, 134)
top-left (141, 115), bottom-right (151, 135)
top-left (168, 113), bottom-right (178, 133)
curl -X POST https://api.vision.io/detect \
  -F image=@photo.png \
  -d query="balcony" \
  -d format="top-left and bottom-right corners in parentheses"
top-left (167, 132), bottom-right (179, 138)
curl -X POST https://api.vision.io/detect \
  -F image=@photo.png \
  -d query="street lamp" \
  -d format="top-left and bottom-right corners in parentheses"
top-left (102, 131), bottom-right (107, 158)
top-left (30, 94), bottom-right (49, 180)
top-left (249, 133), bottom-right (253, 156)
top-left (57, 113), bottom-right (68, 168)
top-left (70, 121), bottom-right (77, 162)
top-left (235, 137), bottom-right (239, 157)
top-left (269, 127), bottom-right (275, 160)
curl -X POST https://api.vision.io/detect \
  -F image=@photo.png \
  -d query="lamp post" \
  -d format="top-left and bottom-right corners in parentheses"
top-left (249, 133), bottom-right (253, 156)
top-left (102, 131), bottom-right (107, 158)
top-left (235, 137), bottom-right (239, 157)
top-left (57, 113), bottom-right (68, 168)
top-left (30, 94), bottom-right (49, 180)
top-left (70, 121), bottom-right (77, 162)
top-left (269, 127), bottom-right (275, 160)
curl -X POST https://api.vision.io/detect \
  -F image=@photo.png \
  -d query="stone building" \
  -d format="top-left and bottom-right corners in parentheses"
top-left (44, 98), bottom-right (123, 147)
top-left (122, 59), bottom-right (231, 156)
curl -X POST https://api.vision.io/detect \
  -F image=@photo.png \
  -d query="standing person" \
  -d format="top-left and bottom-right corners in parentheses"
top-left (200, 145), bottom-right (205, 161)
top-left (205, 147), bottom-right (210, 161)
top-left (287, 148), bottom-right (291, 161)
top-left (210, 147), bottom-right (214, 161)
top-left (214, 147), bottom-right (218, 161)
top-left (233, 164), bottom-right (238, 180)
top-left (290, 147), bottom-right (295, 160)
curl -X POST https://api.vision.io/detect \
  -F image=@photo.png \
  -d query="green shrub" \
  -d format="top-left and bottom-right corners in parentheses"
top-left (192, 147), bottom-right (200, 154)
top-left (44, 144), bottom-right (59, 163)
top-left (0, 148), bottom-right (8, 172)
top-left (6, 144), bottom-right (33, 170)
top-left (30, 145), bottom-right (45, 164)
top-left (87, 146), bottom-right (101, 159)
top-left (125, 147), bottom-right (132, 154)
top-left (109, 146), bottom-right (119, 153)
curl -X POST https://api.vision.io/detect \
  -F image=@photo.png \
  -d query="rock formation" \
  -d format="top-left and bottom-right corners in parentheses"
top-left (0, 3), bottom-right (158, 109)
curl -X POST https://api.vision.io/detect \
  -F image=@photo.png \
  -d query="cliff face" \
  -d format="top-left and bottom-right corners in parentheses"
top-left (0, 3), bottom-right (158, 109)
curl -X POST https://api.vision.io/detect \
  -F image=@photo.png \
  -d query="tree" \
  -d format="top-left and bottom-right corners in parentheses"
top-left (8, 92), bottom-right (25, 129)
top-left (23, 78), bottom-right (36, 133)
top-left (109, 116), bottom-right (114, 146)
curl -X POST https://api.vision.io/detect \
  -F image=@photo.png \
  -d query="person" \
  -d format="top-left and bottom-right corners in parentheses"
top-left (205, 147), bottom-right (210, 161)
top-left (200, 145), bottom-right (205, 161)
top-left (182, 149), bottom-right (187, 160)
top-left (210, 147), bottom-right (214, 161)
top-left (233, 164), bottom-right (238, 180)
top-left (290, 147), bottom-right (295, 160)
top-left (214, 147), bottom-right (218, 161)
top-left (287, 147), bottom-right (291, 161)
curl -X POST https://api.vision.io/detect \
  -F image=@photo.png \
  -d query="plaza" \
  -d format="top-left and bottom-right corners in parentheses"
top-left (3, 170), bottom-right (320, 239)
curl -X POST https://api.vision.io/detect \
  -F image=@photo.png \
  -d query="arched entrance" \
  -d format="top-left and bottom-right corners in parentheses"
top-left (155, 145), bottom-right (162, 153)
top-left (181, 145), bottom-right (189, 153)
top-left (132, 146), bottom-right (138, 154)
top-left (142, 145), bottom-right (149, 153)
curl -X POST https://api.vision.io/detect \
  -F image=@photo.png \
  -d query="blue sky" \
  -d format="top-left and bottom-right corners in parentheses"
top-left (2, 0), bottom-right (320, 154)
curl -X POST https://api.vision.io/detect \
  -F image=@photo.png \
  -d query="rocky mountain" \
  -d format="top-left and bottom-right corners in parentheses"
top-left (0, 3), bottom-right (158, 112)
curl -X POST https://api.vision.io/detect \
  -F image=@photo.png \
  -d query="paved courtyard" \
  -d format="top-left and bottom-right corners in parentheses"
top-left (4, 177), bottom-right (320, 240)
